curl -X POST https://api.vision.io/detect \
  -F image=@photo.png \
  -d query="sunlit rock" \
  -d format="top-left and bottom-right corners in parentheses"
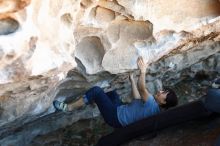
top-left (95, 6), bottom-right (115, 25)
top-left (102, 19), bottom-right (153, 73)
top-left (0, 0), bottom-right (80, 84)
top-left (75, 36), bottom-right (105, 74)
top-left (0, 0), bottom-right (30, 15)
top-left (117, 0), bottom-right (220, 32)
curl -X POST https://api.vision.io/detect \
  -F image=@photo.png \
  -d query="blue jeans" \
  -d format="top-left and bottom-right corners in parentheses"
top-left (84, 86), bottom-right (123, 128)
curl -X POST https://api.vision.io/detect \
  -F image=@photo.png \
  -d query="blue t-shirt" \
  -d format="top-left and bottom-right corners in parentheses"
top-left (117, 95), bottom-right (160, 127)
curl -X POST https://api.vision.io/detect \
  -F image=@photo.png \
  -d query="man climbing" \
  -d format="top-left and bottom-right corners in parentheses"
top-left (53, 57), bottom-right (178, 128)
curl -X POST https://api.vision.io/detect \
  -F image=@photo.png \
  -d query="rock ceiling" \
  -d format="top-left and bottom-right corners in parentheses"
top-left (0, 1), bottom-right (219, 145)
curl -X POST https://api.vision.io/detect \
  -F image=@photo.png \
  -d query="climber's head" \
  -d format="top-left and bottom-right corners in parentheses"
top-left (155, 88), bottom-right (178, 109)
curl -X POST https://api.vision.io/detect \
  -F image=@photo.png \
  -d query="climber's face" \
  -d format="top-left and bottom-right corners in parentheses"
top-left (155, 90), bottom-right (168, 105)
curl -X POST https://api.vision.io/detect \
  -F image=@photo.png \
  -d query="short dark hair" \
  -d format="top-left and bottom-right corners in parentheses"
top-left (161, 88), bottom-right (178, 109)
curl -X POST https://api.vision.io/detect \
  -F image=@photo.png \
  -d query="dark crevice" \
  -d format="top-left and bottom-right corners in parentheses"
top-left (0, 17), bottom-right (19, 35)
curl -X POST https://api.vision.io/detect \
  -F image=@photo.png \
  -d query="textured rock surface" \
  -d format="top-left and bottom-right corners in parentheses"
top-left (117, 0), bottom-right (220, 32)
top-left (1, 73), bottom-right (220, 146)
top-left (75, 36), bottom-right (105, 74)
top-left (0, 0), bottom-right (219, 83)
top-left (28, 114), bottom-right (220, 146)
top-left (0, 0), bottom-right (219, 146)
top-left (0, 17), bottom-right (19, 35)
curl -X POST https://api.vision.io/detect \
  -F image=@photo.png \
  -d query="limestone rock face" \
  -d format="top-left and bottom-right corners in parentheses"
top-left (117, 0), bottom-right (220, 32)
top-left (75, 36), bottom-right (105, 74)
top-left (0, 0), bottom-right (81, 84)
top-left (103, 19), bottom-right (153, 73)
top-left (0, 0), bottom-right (219, 83)
top-left (0, 0), bottom-right (30, 15)
top-left (0, 0), bottom-right (219, 145)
